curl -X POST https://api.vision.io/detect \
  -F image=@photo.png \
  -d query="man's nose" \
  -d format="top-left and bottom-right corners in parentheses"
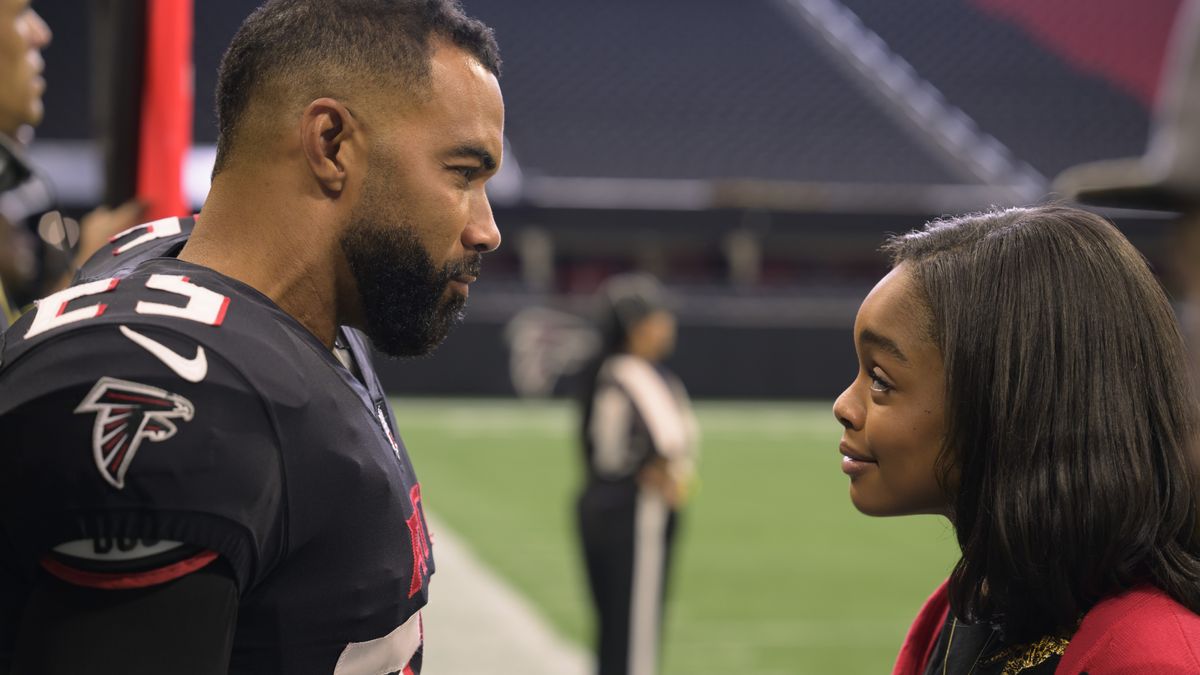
top-left (464, 193), bottom-right (500, 253)
top-left (25, 10), bottom-right (52, 50)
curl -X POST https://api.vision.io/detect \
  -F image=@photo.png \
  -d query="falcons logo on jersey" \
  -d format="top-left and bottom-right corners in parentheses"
top-left (74, 376), bottom-right (195, 489)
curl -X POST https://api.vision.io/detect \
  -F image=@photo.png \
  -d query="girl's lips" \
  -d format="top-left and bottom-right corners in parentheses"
top-left (841, 454), bottom-right (877, 476)
top-left (839, 442), bottom-right (877, 476)
top-left (839, 442), bottom-right (875, 463)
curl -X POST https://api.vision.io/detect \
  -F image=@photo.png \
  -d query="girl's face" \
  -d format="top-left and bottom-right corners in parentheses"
top-left (627, 310), bottom-right (677, 362)
top-left (832, 264), bottom-right (950, 517)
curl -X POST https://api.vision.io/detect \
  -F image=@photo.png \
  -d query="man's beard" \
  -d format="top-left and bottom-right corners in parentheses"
top-left (340, 215), bottom-right (480, 358)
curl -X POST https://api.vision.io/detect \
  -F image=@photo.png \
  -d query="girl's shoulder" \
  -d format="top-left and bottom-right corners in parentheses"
top-left (1059, 585), bottom-right (1200, 673)
top-left (893, 580), bottom-right (950, 675)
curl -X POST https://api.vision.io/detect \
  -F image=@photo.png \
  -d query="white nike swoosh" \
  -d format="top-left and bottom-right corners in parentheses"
top-left (119, 325), bottom-right (208, 383)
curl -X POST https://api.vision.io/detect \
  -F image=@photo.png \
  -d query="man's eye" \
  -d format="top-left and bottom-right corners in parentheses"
top-left (453, 167), bottom-right (480, 181)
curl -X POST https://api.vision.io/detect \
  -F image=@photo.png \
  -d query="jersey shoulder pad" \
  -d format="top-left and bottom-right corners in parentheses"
top-left (75, 216), bottom-right (195, 283)
top-left (0, 323), bottom-right (286, 588)
top-left (2, 261), bottom-right (315, 408)
top-left (1, 318), bottom-right (248, 413)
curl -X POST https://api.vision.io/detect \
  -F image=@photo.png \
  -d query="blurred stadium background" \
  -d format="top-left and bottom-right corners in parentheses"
top-left (28, 0), bottom-right (1183, 400)
top-left (398, 398), bottom-right (958, 674)
top-left (16, 0), bottom-right (1189, 672)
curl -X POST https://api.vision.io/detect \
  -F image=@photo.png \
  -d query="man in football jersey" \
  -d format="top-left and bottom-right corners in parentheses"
top-left (0, 1), bottom-right (503, 672)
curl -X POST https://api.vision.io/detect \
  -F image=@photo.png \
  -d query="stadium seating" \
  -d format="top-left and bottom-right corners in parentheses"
top-left (466, 0), bottom-right (966, 184)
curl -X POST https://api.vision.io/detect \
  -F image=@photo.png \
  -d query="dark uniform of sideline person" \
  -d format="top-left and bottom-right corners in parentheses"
top-left (0, 0), bottom-right (505, 672)
top-left (577, 274), bottom-right (698, 675)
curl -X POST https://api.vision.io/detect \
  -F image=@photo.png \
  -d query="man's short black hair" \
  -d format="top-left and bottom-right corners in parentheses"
top-left (212, 0), bottom-right (500, 176)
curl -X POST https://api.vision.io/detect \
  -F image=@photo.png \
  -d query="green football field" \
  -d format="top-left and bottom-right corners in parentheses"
top-left (393, 398), bottom-right (958, 675)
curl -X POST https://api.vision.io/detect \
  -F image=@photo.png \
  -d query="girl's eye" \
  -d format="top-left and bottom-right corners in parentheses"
top-left (869, 367), bottom-right (893, 393)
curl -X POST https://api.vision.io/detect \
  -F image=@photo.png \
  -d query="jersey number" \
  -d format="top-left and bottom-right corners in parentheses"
top-left (25, 275), bottom-right (230, 339)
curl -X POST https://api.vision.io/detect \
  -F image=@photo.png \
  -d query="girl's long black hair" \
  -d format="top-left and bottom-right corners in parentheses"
top-left (885, 205), bottom-right (1200, 642)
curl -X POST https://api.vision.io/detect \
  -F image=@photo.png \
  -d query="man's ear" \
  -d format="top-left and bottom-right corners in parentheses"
top-left (300, 98), bottom-right (359, 195)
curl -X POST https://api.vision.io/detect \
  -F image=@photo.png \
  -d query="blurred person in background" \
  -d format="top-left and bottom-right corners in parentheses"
top-left (0, 0), bottom-right (141, 331)
top-left (0, 0), bottom-right (52, 330)
top-left (835, 206), bottom-right (1200, 674)
top-left (577, 273), bottom-right (699, 675)
top-left (0, 0), bottom-right (503, 672)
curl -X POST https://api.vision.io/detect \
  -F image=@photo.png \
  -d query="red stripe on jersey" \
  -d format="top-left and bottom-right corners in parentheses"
top-left (214, 296), bottom-right (231, 326)
top-left (107, 437), bottom-right (131, 472)
top-left (102, 432), bottom-right (122, 452)
top-left (403, 666), bottom-right (415, 675)
top-left (40, 550), bottom-right (219, 590)
top-left (106, 392), bottom-right (172, 406)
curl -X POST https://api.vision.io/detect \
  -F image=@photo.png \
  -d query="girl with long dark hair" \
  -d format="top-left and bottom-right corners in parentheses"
top-left (834, 205), bottom-right (1200, 674)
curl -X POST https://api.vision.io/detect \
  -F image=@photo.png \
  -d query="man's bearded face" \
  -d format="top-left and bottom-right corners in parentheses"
top-left (341, 164), bottom-right (480, 357)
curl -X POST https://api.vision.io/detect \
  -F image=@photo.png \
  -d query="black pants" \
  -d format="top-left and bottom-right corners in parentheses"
top-left (578, 483), bottom-right (679, 675)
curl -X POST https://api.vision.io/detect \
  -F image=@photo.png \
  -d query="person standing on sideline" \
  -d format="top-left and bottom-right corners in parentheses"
top-left (0, 0), bottom-right (142, 331)
top-left (0, 1), bottom-right (504, 672)
top-left (0, 0), bottom-right (52, 330)
top-left (577, 273), bottom-right (699, 675)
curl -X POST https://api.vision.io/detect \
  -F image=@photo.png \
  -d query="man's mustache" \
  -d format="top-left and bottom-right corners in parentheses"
top-left (445, 253), bottom-right (483, 279)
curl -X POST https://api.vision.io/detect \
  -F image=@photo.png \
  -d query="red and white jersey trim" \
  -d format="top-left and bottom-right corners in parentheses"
top-left (334, 611), bottom-right (423, 675)
top-left (39, 549), bottom-right (219, 590)
top-left (109, 216), bottom-right (184, 256)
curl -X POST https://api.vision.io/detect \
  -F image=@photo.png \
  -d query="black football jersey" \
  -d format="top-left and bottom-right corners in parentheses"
top-left (0, 216), bottom-right (434, 674)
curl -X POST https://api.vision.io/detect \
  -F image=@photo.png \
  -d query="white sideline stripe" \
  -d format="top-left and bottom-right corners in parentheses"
top-left (420, 513), bottom-right (589, 675)
top-left (629, 489), bottom-right (669, 675)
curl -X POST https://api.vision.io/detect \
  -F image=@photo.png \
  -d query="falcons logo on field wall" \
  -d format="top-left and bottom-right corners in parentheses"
top-left (75, 377), bottom-right (195, 489)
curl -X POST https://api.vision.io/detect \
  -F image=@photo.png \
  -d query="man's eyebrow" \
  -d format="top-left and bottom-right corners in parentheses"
top-left (859, 328), bottom-right (908, 364)
top-left (447, 145), bottom-right (497, 171)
